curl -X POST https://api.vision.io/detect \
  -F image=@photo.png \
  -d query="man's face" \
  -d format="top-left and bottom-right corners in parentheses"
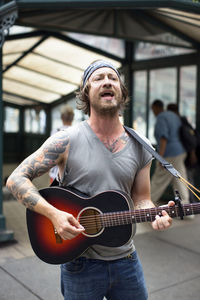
top-left (87, 67), bottom-right (123, 116)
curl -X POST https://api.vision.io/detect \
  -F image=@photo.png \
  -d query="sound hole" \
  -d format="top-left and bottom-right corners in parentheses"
top-left (79, 208), bottom-right (103, 237)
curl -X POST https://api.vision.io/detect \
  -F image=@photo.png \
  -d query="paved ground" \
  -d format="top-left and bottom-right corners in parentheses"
top-left (1, 198), bottom-right (200, 300)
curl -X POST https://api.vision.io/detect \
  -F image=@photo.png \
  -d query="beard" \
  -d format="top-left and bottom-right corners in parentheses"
top-left (91, 97), bottom-right (123, 116)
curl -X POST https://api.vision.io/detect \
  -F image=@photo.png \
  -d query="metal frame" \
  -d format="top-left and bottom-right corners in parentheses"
top-left (0, 0), bottom-right (18, 242)
top-left (0, 1), bottom-right (18, 48)
top-left (16, 0), bottom-right (200, 12)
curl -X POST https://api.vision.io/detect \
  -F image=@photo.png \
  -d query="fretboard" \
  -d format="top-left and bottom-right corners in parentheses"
top-left (100, 203), bottom-right (200, 227)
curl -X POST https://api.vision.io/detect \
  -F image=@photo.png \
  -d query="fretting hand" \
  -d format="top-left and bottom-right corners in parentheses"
top-left (151, 201), bottom-right (174, 231)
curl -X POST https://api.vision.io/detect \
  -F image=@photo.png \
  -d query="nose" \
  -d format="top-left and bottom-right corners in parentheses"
top-left (102, 76), bottom-right (112, 87)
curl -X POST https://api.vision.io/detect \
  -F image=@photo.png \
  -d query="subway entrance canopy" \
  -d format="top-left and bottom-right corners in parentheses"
top-left (15, 0), bottom-right (200, 48)
top-left (2, 0), bottom-right (200, 107)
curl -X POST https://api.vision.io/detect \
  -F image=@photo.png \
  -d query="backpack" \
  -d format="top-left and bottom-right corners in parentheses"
top-left (179, 117), bottom-right (197, 153)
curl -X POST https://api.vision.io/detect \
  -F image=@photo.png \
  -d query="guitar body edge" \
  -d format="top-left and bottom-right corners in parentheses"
top-left (26, 187), bottom-right (135, 264)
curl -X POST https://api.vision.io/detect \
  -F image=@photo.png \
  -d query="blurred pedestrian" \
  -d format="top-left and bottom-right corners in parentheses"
top-left (151, 99), bottom-right (189, 205)
top-left (49, 105), bottom-right (74, 183)
top-left (167, 103), bottom-right (198, 203)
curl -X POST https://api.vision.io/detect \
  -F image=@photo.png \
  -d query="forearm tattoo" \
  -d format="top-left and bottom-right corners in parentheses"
top-left (7, 132), bottom-right (69, 210)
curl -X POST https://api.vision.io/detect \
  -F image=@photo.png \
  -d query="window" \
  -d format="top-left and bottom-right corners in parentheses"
top-left (149, 68), bottom-right (177, 143)
top-left (67, 32), bottom-right (125, 58)
top-left (133, 71), bottom-right (147, 136)
top-left (135, 42), bottom-right (194, 61)
top-left (25, 108), bottom-right (46, 133)
top-left (179, 65), bottom-right (197, 128)
top-left (4, 106), bottom-right (19, 132)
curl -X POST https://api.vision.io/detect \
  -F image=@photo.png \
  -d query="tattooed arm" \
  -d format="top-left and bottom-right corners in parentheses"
top-left (131, 162), bottom-right (173, 230)
top-left (6, 131), bottom-right (84, 240)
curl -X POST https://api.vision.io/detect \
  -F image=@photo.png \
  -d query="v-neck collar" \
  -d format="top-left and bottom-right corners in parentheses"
top-left (83, 121), bottom-right (131, 157)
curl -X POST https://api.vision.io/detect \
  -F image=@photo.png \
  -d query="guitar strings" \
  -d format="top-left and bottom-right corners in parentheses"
top-left (79, 203), bottom-right (200, 223)
top-left (78, 204), bottom-right (200, 229)
top-left (78, 175), bottom-right (200, 231)
top-left (79, 203), bottom-right (200, 222)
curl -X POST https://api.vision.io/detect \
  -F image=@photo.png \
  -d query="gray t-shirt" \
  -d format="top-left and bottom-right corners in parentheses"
top-left (60, 121), bottom-right (152, 260)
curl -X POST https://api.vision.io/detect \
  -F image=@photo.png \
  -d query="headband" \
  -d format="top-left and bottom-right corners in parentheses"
top-left (83, 60), bottom-right (120, 87)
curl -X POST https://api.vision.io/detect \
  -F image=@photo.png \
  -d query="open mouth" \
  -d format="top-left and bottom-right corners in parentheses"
top-left (100, 91), bottom-right (114, 99)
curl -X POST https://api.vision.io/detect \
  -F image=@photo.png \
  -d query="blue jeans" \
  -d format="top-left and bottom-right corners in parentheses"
top-left (60, 251), bottom-right (148, 300)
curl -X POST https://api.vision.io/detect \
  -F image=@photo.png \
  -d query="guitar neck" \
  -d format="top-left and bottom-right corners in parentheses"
top-left (101, 203), bottom-right (200, 227)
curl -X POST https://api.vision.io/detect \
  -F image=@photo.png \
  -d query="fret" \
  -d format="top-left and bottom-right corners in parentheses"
top-left (139, 209), bottom-right (143, 223)
top-left (169, 207), bottom-right (176, 218)
top-left (144, 209), bottom-right (148, 222)
top-left (190, 204), bottom-right (194, 215)
top-left (156, 207), bottom-right (162, 218)
top-left (125, 211), bottom-right (130, 225)
top-left (110, 213), bottom-right (117, 226)
top-left (183, 205), bottom-right (191, 216)
top-left (100, 202), bottom-right (200, 228)
top-left (131, 213), bottom-right (136, 223)
top-left (146, 208), bottom-right (152, 222)
top-left (101, 214), bottom-right (108, 227)
top-left (174, 206), bottom-right (179, 218)
top-left (182, 206), bottom-right (186, 216)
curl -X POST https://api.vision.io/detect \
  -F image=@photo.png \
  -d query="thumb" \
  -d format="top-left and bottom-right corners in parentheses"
top-left (69, 215), bottom-right (85, 230)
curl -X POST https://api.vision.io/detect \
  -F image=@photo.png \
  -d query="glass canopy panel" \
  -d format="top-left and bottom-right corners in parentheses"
top-left (3, 93), bottom-right (37, 106)
top-left (18, 53), bottom-right (83, 85)
top-left (157, 9), bottom-right (200, 28)
top-left (157, 8), bottom-right (200, 22)
top-left (3, 53), bottom-right (22, 68)
top-left (5, 66), bottom-right (77, 95)
top-left (3, 78), bottom-right (60, 103)
top-left (2, 34), bottom-right (122, 106)
top-left (3, 37), bottom-right (41, 54)
top-left (34, 37), bottom-right (121, 71)
top-left (67, 32), bottom-right (125, 58)
top-left (152, 9), bottom-right (200, 43)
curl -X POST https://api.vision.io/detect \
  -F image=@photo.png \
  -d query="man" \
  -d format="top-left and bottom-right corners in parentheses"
top-left (7, 61), bottom-right (174, 300)
top-left (151, 99), bottom-right (189, 205)
top-left (49, 105), bottom-right (74, 183)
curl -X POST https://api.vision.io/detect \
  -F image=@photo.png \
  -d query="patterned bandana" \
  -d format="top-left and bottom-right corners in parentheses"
top-left (83, 60), bottom-right (120, 87)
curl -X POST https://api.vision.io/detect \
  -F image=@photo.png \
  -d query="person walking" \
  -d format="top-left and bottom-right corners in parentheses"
top-left (151, 99), bottom-right (189, 205)
top-left (49, 105), bottom-right (74, 183)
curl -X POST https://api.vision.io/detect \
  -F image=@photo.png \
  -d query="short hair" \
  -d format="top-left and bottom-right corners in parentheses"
top-left (152, 99), bottom-right (164, 109)
top-left (167, 103), bottom-right (179, 114)
top-left (61, 105), bottom-right (74, 123)
top-left (76, 60), bottom-right (129, 116)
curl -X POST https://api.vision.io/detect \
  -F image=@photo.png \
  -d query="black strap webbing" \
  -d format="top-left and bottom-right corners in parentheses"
top-left (124, 126), bottom-right (181, 179)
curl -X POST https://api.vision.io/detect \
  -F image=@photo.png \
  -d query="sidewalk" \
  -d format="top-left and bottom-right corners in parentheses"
top-left (1, 198), bottom-right (200, 300)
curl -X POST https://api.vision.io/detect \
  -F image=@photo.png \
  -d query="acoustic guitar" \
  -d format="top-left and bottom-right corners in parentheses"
top-left (26, 186), bottom-right (199, 264)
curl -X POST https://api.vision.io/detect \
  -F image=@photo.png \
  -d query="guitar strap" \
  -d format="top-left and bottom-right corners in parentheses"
top-left (124, 126), bottom-right (200, 201)
top-left (50, 125), bottom-right (200, 201)
top-left (124, 126), bottom-right (181, 178)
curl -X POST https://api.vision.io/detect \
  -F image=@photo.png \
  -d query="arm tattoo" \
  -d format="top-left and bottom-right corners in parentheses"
top-left (7, 131), bottom-right (69, 210)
